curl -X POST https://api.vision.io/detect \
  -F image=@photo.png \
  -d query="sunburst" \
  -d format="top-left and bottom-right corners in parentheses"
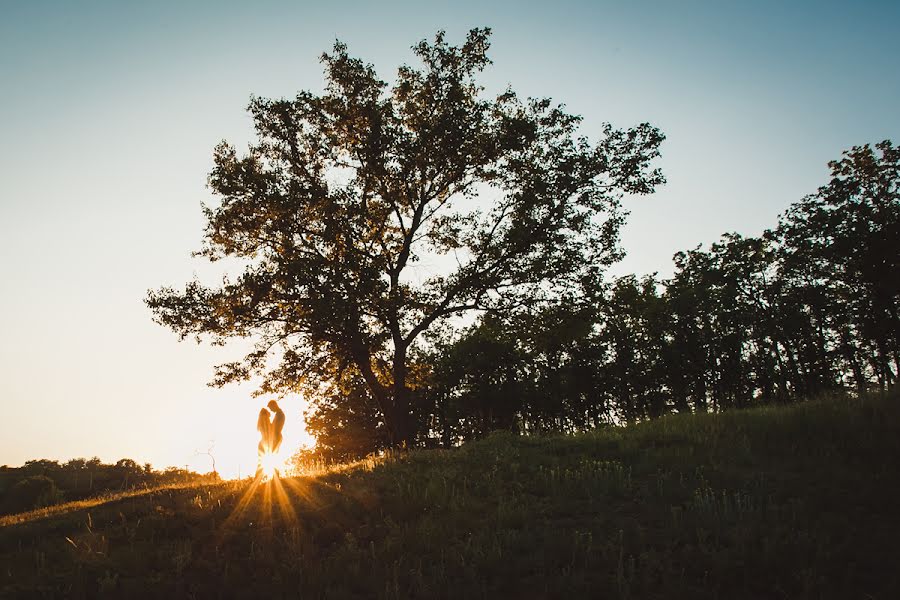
top-left (258, 451), bottom-right (287, 481)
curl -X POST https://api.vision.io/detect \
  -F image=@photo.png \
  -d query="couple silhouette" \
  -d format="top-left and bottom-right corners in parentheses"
top-left (256, 399), bottom-right (285, 477)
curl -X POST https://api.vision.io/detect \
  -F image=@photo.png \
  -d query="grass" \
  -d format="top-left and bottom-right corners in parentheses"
top-left (1, 392), bottom-right (898, 598)
top-left (0, 482), bottom-right (219, 529)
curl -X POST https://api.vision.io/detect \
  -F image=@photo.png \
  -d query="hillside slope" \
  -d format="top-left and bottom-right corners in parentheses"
top-left (2, 393), bottom-right (899, 599)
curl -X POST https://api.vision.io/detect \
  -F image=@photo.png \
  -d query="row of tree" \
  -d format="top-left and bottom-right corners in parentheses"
top-left (0, 459), bottom-right (217, 515)
top-left (305, 140), bottom-right (899, 459)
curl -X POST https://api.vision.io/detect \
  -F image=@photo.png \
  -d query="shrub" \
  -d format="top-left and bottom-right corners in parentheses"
top-left (3, 475), bottom-right (63, 513)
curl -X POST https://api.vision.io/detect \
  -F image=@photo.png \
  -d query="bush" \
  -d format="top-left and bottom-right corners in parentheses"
top-left (3, 475), bottom-right (63, 514)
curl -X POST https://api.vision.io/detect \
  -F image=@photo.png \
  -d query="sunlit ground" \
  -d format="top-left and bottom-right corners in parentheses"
top-left (1, 446), bottom-right (389, 530)
top-left (218, 449), bottom-right (394, 535)
top-left (0, 481), bottom-right (215, 527)
top-left (222, 460), bottom-right (328, 533)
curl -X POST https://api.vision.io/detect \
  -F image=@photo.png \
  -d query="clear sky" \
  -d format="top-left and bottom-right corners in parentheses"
top-left (1, 0), bottom-right (898, 478)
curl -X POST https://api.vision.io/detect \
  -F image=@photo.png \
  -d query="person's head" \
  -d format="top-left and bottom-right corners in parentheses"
top-left (267, 400), bottom-right (280, 412)
top-left (257, 408), bottom-right (270, 429)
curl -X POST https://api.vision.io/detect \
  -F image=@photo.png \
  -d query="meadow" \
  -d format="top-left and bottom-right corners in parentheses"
top-left (1, 391), bottom-right (898, 599)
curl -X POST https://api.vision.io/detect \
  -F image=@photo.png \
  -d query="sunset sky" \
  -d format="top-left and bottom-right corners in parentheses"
top-left (1, 0), bottom-right (898, 479)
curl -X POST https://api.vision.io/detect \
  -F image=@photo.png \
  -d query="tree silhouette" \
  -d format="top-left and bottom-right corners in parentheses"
top-left (778, 140), bottom-right (900, 390)
top-left (146, 28), bottom-right (665, 446)
top-left (419, 139), bottom-right (897, 448)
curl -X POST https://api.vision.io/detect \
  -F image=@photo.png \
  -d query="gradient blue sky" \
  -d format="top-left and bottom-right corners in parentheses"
top-left (2, 0), bottom-right (898, 477)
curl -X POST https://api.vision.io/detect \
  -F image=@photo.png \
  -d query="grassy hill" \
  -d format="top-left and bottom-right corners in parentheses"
top-left (2, 392), bottom-right (898, 599)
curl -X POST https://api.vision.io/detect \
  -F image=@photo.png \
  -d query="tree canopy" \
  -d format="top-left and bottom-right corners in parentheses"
top-left (146, 28), bottom-right (665, 446)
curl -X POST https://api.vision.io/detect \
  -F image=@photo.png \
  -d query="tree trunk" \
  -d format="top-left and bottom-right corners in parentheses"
top-left (391, 345), bottom-right (413, 448)
top-left (347, 336), bottom-right (411, 448)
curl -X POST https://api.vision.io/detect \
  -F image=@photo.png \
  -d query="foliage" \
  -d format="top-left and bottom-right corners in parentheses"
top-left (415, 140), bottom-right (898, 450)
top-left (778, 139), bottom-right (900, 391)
top-left (145, 28), bottom-right (665, 446)
top-left (1, 476), bottom-right (61, 514)
top-left (0, 458), bottom-right (217, 518)
top-left (302, 368), bottom-right (390, 462)
top-left (429, 314), bottom-right (530, 438)
top-left (2, 392), bottom-right (898, 598)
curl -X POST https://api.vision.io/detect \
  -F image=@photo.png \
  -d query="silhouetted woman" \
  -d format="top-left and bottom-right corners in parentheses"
top-left (256, 407), bottom-right (272, 476)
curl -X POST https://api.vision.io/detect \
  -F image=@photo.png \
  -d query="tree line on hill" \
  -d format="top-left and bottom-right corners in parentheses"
top-left (304, 140), bottom-right (899, 461)
top-left (0, 459), bottom-right (217, 516)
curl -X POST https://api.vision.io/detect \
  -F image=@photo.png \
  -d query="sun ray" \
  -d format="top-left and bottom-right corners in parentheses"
top-left (221, 476), bottom-right (264, 531)
top-left (281, 475), bottom-right (327, 510)
top-left (218, 450), bottom-right (303, 537)
top-left (270, 476), bottom-right (298, 524)
top-left (260, 476), bottom-right (274, 525)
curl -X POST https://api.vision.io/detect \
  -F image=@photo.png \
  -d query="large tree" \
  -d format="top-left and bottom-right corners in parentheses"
top-left (147, 28), bottom-right (665, 446)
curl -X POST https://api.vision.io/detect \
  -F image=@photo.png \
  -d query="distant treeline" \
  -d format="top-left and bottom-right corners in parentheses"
top-left (305, 141), bottom-right (899, 461)
top-left (0, 458), bottom-right (217, 516)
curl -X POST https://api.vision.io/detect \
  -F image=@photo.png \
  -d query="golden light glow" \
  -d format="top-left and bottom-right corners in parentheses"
top-left (220, 460), bottom-right (314, 534)
top-left (258, 451), bottom-right (289, 481)
top-left (182, 398), bottom-right (317, 480)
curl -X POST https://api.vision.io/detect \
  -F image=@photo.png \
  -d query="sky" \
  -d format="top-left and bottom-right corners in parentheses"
top-left (1, 0), bottom-right (898, 478)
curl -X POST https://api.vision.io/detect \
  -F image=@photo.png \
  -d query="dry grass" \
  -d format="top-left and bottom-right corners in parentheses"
top-left (0, 481), bottom-right (221, 528)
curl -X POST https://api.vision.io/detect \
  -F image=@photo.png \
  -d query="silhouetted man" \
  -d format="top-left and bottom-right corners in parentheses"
top-left (267, 399), bottom-right (285, 453)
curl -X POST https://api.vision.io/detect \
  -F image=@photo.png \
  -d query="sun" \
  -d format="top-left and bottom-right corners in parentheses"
top-left (259, 451), bottom-right (287, 480)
